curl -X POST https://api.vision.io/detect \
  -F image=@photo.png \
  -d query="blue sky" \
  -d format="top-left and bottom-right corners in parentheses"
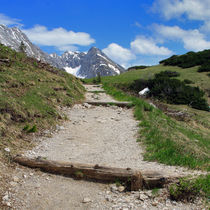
top-left (0, 0), bottom-right (210, 67)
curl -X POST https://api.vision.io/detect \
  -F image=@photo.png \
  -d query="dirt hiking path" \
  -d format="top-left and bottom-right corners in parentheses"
top-left (4, 85), bottom-right (205, 209)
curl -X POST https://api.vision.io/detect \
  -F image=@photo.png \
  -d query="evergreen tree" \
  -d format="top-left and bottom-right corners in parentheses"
top-left (19, 41), bottom-right (26, 53)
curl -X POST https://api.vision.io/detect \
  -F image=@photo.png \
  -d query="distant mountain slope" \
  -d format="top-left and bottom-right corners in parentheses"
top-left (0, 25), bottom-right (53, 63)
top-left (0, 24), bottom-right (125, 78)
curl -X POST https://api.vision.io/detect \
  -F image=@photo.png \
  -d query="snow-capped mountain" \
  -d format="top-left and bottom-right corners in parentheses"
top-left (78, 47), bottom-right (124, 78)
top-left (0, 25), bottom-right (51, 62)
top-left (0, 24), bottom-right (125, 78)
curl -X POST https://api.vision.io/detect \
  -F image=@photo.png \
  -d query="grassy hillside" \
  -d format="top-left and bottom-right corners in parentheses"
top-left (0, 44), bottom-right (85, 154)
top-left (85, 64), bottom-right (210, 172)
top-left (0, 44), bottom-right (85, 201)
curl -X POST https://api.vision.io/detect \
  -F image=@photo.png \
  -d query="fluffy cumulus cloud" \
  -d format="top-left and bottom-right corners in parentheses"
top-left (103, 39), bottom-right (173, 67)
top-left (23, 25), bottom-right (95, 51)
top-left (155, 24), bottom-right (210, 51)
top-left (153, 0), bottom-right (210, 33)
top-left (131, 37), bottom-right (173, 55)
top-left (103, 43), bottom-right (136, 67)
top-left (0, 13), bottom-right (22, 26)
top-left (153, 0), bottom-right (210, 21)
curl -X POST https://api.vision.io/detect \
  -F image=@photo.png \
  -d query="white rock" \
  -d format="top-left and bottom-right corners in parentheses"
top-left (82, 197), bottom-right (92, 203)
top-left (6, 202), bottom-right (11, 207)
top-left (110, 185), bottom-right (118, 193)
top-left (10, 181), bottom-right (17, 187)
top-left (139, 193), bottom-right (148, 200)
top-left (59, 126), bottom-right (65, 130)
top-left (139, 87), bottom-right (149, 96)
top-left (83, 103), bottom-right (92, 108)
top-left (118, 186), bottom-right (125, 192)
top-left (4, 148), bottom-right (10, 152)
top-left (105, 195), bottom-right (112, 201)
top-left (56, 125), bottom-right (65, 131)
top-left (2, 194), bottom-right (9, 201)
top-left (145, 190), bottom-right (153, 197)
top-left (13, 176), bottom-right (19, 182)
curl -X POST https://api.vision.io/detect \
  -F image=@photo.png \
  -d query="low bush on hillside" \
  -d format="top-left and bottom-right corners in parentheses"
top-left (127, 65), bottom-right (148, 71)
top-left (169, 175), bottom-right (210, 202)
top-left (198, 62), bottom-right (210, 72)
top-left (92, 73), bottom-right (102, 84)
top-left (130, 71), bottom-right (209, 111)
top-left (155, 70), bottom-right (180, 78)
top-left (183, 79), bottom-right (194, 84)
top-left (160, 50), bottom-right (210, 68)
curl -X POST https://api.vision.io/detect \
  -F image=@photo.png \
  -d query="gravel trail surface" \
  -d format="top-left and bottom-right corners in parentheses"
top-left (4, 85), bottom-right (206, 210)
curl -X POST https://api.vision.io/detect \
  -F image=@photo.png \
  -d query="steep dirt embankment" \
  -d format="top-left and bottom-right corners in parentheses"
top-left (3, 85), bottom-right (205, 210)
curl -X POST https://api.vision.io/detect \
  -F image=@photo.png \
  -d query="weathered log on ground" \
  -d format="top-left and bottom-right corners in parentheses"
top-left (141, 171), bottom-right (174, 189)
top-left (13, 156), bottom-right (143, 191)
top-left (85, 101), bottom-right (133, 108)
top-left (14, 156), bottom-right (178, 190)
top-left (87, 91), bottom-right (106, 93)
top-left (0, 58), bottom-right (10, 63)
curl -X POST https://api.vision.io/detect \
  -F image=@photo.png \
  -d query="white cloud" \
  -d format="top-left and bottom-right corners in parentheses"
top-left (0, 13), bottom-right (22, 26)
top-left (131, 37), bottom-right (173, 55)
top-left (103, 43), bottom-right (136, 67)
top-left (23, 25), bottom-right (95, 50)
top-left (155, 24), bottom-right (210, 51)
top-left (200, 21), bottom-right (210, 33)
top-left (153, 0), bottom-right (210, 21)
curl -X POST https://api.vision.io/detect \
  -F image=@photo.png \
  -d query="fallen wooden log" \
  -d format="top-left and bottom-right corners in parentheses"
top-left (141, 171), bottom-right (171, 189)
top-left (14, 156), bottom-right (178, 190)
top-left (0, 58), bottom-right (10, 63)
top-left (85, 101), bottom-right (133, 108)
top-left (13, 156), bottom-right (143, 191)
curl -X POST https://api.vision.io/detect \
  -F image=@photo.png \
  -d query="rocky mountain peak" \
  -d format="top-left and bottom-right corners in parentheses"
top-left (88, 46), bottom-right (101, 54)
top-left (0, 25), bottom-right (125, 78)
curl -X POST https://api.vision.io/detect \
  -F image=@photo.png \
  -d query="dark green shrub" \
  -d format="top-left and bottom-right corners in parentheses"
top-left (96, 73), bottom-right (101, 83)
top-left (130, 71), bottom-right (209, 111)
top-left (198, 62), bottom-right (210, 72)
top-left (33, 61), bottom-right (38, 68)
top-left (23, 125), bottom-right (29, 131)
top-left (92, 73), bottom-right (101, 84)
top-left (169, 175), bottom-right (210, 201)
top-left (129, 79), bottom-right (149, 92)
top-left (155, 70), bottom-right (180, 78)
top-left (183, 79), bottom-right (193, 84)
top-left (127, 65), bottom-right (148, 70)
top-left (27, 125), bottom-right (37, 133)
top-left (148, 78), bottom-right (209, 111)
top-left (92, 78), bottom-right (97, 84)
top-left (160, 49), bottom-right (210, 68)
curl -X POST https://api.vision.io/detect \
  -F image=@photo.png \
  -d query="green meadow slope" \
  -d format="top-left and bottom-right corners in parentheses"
top-left (0, 43), bottom-right (84, 167)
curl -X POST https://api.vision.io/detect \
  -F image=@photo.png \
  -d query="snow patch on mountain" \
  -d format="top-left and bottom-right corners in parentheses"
top-left (108, 63), bottom-right (120, 74)
top-left (64, 65), bottom-right (82, 77)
